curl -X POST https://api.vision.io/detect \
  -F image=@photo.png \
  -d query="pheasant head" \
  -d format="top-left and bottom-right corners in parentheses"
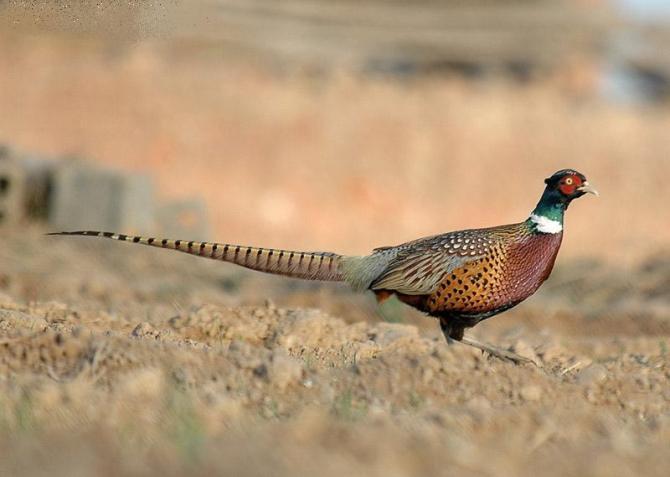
top-left (530, 169), bottom-right (598, 234)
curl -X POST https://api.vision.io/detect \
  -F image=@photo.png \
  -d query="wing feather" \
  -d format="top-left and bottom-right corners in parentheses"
top-left (370, 234), bottom-right (487, 295)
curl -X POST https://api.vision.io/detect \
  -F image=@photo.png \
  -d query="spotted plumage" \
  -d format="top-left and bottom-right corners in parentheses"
top-left (49, 169), bottom-right (597, 363)
top-left (369, 222), bottom-right (564, 340)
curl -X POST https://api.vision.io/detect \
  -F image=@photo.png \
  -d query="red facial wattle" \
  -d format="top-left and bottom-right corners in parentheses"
top-left (558, 175), bottom-right (582, 195)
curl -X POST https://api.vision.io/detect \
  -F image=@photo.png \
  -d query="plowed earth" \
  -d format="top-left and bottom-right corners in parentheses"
top-left (0, 228), bottom-right (669, 476)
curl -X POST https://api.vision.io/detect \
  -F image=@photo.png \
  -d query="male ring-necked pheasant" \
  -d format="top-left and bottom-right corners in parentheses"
top-left (50, 169), bottom-right (597, 363)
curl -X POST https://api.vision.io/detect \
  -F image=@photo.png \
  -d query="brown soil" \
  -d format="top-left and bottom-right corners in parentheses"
top-left (0, 228), bottom-right (668, 477)
top-left (1, 7), bottom-right (669, 475)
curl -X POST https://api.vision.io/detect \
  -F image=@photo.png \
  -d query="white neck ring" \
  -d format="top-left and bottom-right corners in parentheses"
top-left (530, 214), bottom-right (563, 234)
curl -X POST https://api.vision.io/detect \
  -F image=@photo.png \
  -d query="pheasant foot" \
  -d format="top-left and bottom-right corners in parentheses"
top-left (459, 336), bottom-right (538, 366)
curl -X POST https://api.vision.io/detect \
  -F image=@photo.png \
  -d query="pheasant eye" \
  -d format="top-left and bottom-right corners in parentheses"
top-left (564, 177), bottom-right (573, 185)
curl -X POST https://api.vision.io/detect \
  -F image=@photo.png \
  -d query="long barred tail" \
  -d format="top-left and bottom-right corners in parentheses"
top-left (47, 231), bottom-right (345, 282)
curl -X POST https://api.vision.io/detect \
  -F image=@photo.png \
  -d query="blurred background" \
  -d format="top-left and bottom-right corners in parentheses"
top-left (1, 2), bottom-right (670, 476)
top-left (1, 0), bottom-right (669, 262)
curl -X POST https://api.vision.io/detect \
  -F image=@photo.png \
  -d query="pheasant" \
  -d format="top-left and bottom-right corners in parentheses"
top-left (50, 169), bottom-right (597, 364)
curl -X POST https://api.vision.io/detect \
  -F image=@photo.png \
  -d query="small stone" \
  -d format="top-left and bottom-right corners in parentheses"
top-left (520, 385), bottom-right (542, 401)
top-left (576, 364), bottom-right (608, 385)
top-left (132, 322), bottom-right (157, 338)
top-left (131, 322), bottom-right (172, 341)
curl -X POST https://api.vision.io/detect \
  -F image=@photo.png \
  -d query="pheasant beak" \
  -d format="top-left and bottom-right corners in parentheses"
top-left (578, 182), bottom-right (599, 196)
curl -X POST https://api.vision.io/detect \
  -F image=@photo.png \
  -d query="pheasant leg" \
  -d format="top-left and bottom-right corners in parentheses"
top-left (459, 336), bottom-right (536, 365)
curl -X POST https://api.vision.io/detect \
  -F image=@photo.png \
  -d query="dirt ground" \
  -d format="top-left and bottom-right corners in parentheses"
top-left (0, 228), bottom-right (668, 477)
top-left (2, 4), bottom-right (670, 475)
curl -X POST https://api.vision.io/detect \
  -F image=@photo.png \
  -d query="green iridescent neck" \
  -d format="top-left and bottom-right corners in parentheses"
top-left (527, 188), bottom-right (567, 232)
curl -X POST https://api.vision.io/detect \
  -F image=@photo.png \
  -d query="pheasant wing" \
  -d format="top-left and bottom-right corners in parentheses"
top-left (370, 233), bottom-right (487, 295)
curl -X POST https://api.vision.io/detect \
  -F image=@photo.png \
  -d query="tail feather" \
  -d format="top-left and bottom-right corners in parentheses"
top-left (47, 231), bottom-right (345, 282)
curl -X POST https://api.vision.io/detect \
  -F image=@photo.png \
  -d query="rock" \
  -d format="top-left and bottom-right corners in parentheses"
top-left (131, 322), bottom-right (154, 338)
top-left (576, 364), bottom-right (608, 386)
top-left (131, 322), bottom-right (173, 341)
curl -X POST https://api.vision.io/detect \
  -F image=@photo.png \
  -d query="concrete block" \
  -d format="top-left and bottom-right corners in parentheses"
top-left (48, 160), bottom-right (155, 233)
top-left (0, 145), bottom-right (26, 227)
top-left (20, 155), bottom-right (54, 220)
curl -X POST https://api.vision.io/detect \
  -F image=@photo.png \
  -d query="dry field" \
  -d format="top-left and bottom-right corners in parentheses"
top-left (0, 228), bottom-right (669, 477)
top-left (1, 5), bottom-right (670, 476)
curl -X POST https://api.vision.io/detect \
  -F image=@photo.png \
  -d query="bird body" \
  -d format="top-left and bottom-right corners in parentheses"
top-left (50, 169), bottom-right (597, 362)
top-left (367, 220), bottom-right (564, 340)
